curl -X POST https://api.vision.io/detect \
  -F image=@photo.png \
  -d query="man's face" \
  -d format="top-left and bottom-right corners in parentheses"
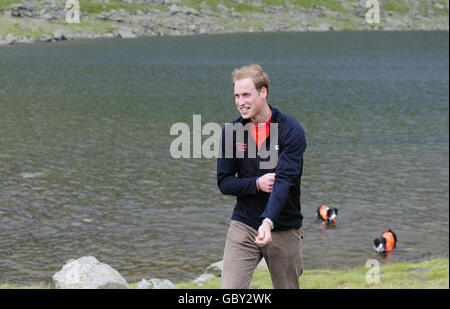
top-left (234, 78), bottom-right (267, 121)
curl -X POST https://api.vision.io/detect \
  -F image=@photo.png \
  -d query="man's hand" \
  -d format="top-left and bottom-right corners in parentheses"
top-left (254, 221), bottom-right (272, 247)
top-left (258, 173), bottom-right (275, 193)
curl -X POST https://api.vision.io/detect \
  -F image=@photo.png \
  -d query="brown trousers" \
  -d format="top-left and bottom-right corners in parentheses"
top-left (221, 220), bottom-right (303, 289)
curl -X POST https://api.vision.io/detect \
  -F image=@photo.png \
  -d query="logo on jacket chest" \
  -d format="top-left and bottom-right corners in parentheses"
top-left (226, 122), bottom-right (279, 169)
top-left (236, 142), bottom-right (248, 152)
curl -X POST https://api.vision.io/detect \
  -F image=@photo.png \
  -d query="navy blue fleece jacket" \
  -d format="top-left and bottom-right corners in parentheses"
top-left (217, 106), bottom-right (306, 231)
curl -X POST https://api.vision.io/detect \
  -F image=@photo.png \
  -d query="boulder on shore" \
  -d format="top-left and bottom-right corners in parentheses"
top-left (193, 258), bottom-right (269, 284)
top-left (204, 258), bottom-right (268, 277)
top-left (52, 256), bottom-right (130, 289)
top-left (137, 278), bottom-right (177, 289)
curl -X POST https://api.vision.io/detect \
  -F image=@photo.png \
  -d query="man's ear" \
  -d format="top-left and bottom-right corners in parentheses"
top-left (259, 87), bottom-right (268, 99)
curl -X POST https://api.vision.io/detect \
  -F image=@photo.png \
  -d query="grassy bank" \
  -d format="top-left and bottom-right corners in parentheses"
top-left (1, 0), bottom-right (449, 44)
top-left (175, 257), bottom-right (449, 289)
top-left (1, 257), bottom-right (448, 289)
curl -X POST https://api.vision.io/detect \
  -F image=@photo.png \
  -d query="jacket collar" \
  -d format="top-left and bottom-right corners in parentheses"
top-left (239, 104), bottom-right (279, 125)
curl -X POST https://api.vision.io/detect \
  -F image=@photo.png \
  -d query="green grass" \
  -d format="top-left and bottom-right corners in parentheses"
top-left (175, 257), bottom-right (449, 289)
top-left (0, 0), bottom-right (166, 14)
top-left (300, 258), bottom-right (449, 289)
top-left (178, 0), bottom-right (345, 13)
top-left (1, 258), bottom-right (448, 289)
top-left (0, 284), bottom-right (51, 289)
top-left (1, 0), bottom-right (447, 39)
top-left (77, 0), bottom-right (166, 14)
top-left (0, 16), bottom-right (117, 38)
top-left (384, 0), bottom-right (410, 14)
top-left (0, 0), bottom-right (21, 12)
top-left (292, 0), bottom-right (345, 11)
top-left (179, 0), bottom-right (265, 13)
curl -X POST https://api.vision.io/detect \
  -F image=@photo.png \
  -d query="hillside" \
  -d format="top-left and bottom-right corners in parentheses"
top-left (0, 0), bottom-right (449, 44)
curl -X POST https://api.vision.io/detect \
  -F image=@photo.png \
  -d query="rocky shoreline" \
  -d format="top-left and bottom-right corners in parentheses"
top-left (50, 255), bottom-right (268, 289)
top-left (0, 0), bottom-right (448, 45)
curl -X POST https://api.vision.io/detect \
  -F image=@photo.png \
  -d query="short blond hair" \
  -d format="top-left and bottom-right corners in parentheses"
top-left (232, 64), bottom-right (269, 96)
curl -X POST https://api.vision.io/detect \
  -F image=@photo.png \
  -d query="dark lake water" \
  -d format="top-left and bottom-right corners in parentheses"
top-left (0, 31), bottom-right (448, 286)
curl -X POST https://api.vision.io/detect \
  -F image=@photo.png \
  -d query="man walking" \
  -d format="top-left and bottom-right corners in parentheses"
top-left (217, 64), bottom-right (307, 289)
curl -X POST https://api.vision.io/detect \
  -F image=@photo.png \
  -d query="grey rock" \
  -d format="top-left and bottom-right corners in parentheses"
top-left (97, 12), bottom-right (110, 20)
top-left (313, 23), bottom-right (334, 31)
top-left (138, 278), bottom-right (176, 289)
top-left (205, 260), bottom-right (223, 276)
top-left (108, 9), bottom-right (130, 22)
top-left (434, 2), bottom-right (446, 10)
top-left (216, 4), bottom-right (229, 12)
top-left (52, 28), bottom-right (67, 40)
top-left (72, 32), bottom-right (87, 40)
top-left (5, 33), bottom-right (16, 45)
top-left (102, 33), bottom-right (115, 38)
top-left (64, 31), bottom-right (76, 40)
top-left (169, 4), bottom-right (198, 16)
top-left (117, 28), bottom-right (137, 38)
top-left (193, 273), bottom-right (216, 284)
top-left (43, 0), bottom-right (58, 9)
top-left (184, 6), bottom-right (199, 16)
top-left (137, 279), bottom-right (151, 289)
top-left (11, 2), bottom-right (35, 18)
top-left (117, 8), bottom-right (130, 15)
top-left (38, 8), bottom-right (54, 20)
top-left (205, 258), bottom-right (268, 277)
top-left (15, 36), bottom-right (35, 44)
top-left (52, 256), bottom-right (129, 289)
top-left (40, 34), bottom-right (53, 42)
top-left (169, 3), bottom-right (181, 13)
top-left (0, 37), bottom-right (8, 45)
top-left (187, 24), bottom-right (198, 32)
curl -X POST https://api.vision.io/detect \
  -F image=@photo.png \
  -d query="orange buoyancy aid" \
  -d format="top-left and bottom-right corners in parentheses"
top-left (319, 204), bottom-right (330, 221)
top-left (382, 231), bottom-right (396, 252)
